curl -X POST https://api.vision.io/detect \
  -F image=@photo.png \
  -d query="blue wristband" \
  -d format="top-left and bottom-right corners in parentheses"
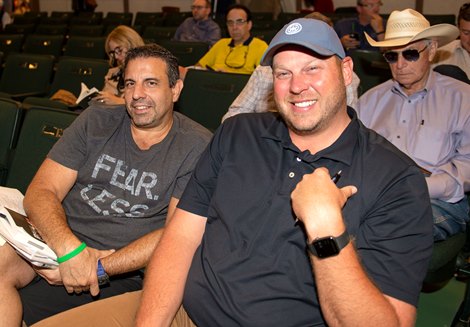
top-left (97, 259), bottom-right (110, 286)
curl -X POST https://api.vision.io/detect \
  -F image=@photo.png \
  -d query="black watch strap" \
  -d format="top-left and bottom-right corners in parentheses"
top-left (307, 229), bottom-right (350, 258)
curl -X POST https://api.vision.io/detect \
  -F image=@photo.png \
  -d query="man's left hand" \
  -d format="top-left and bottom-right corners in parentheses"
top-left (58, 247), bottom-right (114, 296)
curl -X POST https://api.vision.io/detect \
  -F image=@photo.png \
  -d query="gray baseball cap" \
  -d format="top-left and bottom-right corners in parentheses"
top-left (261, 18), bottom-right (345, 66)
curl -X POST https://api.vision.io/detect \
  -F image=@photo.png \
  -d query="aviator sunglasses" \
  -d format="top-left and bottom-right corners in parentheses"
top-left (383, 45), bottom-right (428, 63)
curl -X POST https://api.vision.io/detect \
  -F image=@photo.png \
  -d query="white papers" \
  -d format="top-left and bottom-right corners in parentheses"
top-left (0, 187), bottom-right (58, 268)
top-left (75, 82), bottom-right (99, 104)
top-left (0, 186), bottom-right (26, 215)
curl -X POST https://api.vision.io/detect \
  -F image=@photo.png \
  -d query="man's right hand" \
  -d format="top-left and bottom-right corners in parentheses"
top-left (58, 247), bottom-right (114, 296)
top-left (369, 13), bottom-right (384, 34)
top-left (340, 34), bottom-right (360, 50)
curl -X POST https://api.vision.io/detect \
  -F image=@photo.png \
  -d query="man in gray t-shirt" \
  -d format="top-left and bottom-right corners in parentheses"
top-left (0, 44), bottom-right (212, 326)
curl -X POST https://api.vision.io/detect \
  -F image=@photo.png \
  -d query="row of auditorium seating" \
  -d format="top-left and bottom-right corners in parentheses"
top-left (0, 34), bottom-right (107, 59)
top-left (0, 33), bottom-right (210, 66)
top-left (8, 9), bottom-right (458, 31)
top-left (0, 68), bottom-right (250, 191)
top-left (2, 21), bottom-right (279, 47)
top-left (9, 11), bottom-right (191, 28)
top-left (8, 10), bottom-right (456, 30)
top-left (3, 10), bottom-right (456, 53)
top-left (0, 53), bottom-right (109, 106)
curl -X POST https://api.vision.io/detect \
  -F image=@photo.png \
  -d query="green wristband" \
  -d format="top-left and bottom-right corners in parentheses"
top-left (57, 242), bottom-right (87, 264)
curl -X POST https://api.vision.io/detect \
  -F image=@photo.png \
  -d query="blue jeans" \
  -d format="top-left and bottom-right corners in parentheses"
top-left (432, 196), bottom-right (469, 241)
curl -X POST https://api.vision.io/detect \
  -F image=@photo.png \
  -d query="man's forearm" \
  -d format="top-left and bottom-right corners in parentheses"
top-left (23, 158), bottom-right (80, 256)
top-left (426, 171), bottom-right (463, 201)
top-left (136, 209), bottom-right (206, 326)
top-left (101, 228), bottom-right (164, 276)
top-left (24, 188), bottom-right (80, 256)
top-left (102, 197), bottom-right (180, 276)
top-left (311, 245), bottom-right (408, 327)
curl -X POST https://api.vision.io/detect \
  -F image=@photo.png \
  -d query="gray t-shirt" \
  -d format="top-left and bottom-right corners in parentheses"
top-left (48, 105), bottom-right (212, 250)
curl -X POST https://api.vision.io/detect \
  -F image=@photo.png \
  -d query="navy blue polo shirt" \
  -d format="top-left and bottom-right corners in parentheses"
top-left (178, 108), bottom-right (433, 327)
top-left (334, 17), bottom-right (386, 55)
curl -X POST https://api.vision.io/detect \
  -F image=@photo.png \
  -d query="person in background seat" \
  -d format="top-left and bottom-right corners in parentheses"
top-left (433, 2), bottom-right (470, 78)
top-left (334, 0), bottom-right (386, 55)
top-left (173, 0), bottom-right (221, 46)
top-left (181, 4), bottom-right (268, 78)
top-left (51, 25), bottom-right (145, 107)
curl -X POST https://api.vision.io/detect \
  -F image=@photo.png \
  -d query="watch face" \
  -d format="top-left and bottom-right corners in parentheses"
top-left (313, 237), bottom-right (340, 258)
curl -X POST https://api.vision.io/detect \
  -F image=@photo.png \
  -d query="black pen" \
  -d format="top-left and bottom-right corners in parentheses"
top-left (331, 170), bottom-right (342, 184)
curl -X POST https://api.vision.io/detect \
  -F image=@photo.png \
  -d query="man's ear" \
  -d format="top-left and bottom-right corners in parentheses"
top-left (172, 79), bottom-right (184, 103)
top-left (341, 56), bottom-right (354, 87)
top-left (428, 40), bottom-right (438, 62)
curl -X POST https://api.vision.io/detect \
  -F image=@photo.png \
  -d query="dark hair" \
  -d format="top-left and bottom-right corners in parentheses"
top-left (458, 3), bottom-right (470, 23)
top-left (304, 0), bottom-right (316, 7)
top-left (225, 4), bottom-right (252, 22)
top-left (123, 43), bottom-right (180, 88)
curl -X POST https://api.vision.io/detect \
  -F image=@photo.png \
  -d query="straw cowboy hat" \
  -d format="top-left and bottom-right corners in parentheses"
top-left (365, 8), bottom-right (459, 48)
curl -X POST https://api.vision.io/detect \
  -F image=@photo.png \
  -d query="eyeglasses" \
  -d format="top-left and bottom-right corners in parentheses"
top-left (224, 46), bottom-right (248, 69)
top-left (227, 19), bottom-right (247, 27)
top-left (108, 46), bottom-right (125, 57)
top-left (359, 1), bottom-right (382, 9)
top-left (191, 5), bottom-right (207, 10)
top-left (383, 45), bottom-right (428, 63)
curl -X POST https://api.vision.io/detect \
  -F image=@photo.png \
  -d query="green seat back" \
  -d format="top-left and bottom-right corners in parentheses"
top-left (0, 98), bottom-right (22, 185)
top-left (0, 34), bottom-right (24, 57)
top-left (63, 36), bottom-right (107, 60)
top-left (142, 26), bottom-right (177, 43)
top-left (158, 40), bottom-right (209, 67)
top-left (350, 50), bottom-right (392, 96)
top-left (22, 34), bottom-right (65, 58)
top-left (176, 69), bottom-right (250, 131)
top-left (5, 106), bottom-right (79, 193)
top-left (48, 57), bottom-right (109, 97)
top-left (0, 53), bottom-right (54, 97)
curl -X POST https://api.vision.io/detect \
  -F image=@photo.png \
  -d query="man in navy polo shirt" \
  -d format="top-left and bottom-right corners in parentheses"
top-left (135, 17), bottom-right (433, 327)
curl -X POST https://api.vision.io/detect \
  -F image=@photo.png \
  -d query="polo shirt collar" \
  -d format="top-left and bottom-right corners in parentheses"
top-left (228, 36), bottom-right (253, 47)
top-left (261, 107), bottom-right (359, 166)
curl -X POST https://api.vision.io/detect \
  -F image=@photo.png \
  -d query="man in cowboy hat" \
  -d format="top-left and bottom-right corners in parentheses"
top-left (356, 8), bottom-right (470, 242)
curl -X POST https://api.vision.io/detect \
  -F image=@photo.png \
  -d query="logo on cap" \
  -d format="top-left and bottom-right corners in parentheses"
top-left (285, 22), bottom-right (302, 35)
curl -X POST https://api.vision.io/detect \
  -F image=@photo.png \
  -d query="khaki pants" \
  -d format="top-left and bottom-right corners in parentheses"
top-left (31, 290), bottom-right (196, 327)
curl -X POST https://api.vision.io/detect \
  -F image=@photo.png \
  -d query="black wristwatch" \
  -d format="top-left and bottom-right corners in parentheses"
top-left (97, 259), bottom-right (110, 286)
top-left (307, 230), bottom-right (350, 258)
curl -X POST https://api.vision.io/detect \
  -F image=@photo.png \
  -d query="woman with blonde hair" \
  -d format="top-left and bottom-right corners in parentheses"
top-left (52, 25), bottom-right (144, 106)
top-left (95, 25), bottom-right (145, 105)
